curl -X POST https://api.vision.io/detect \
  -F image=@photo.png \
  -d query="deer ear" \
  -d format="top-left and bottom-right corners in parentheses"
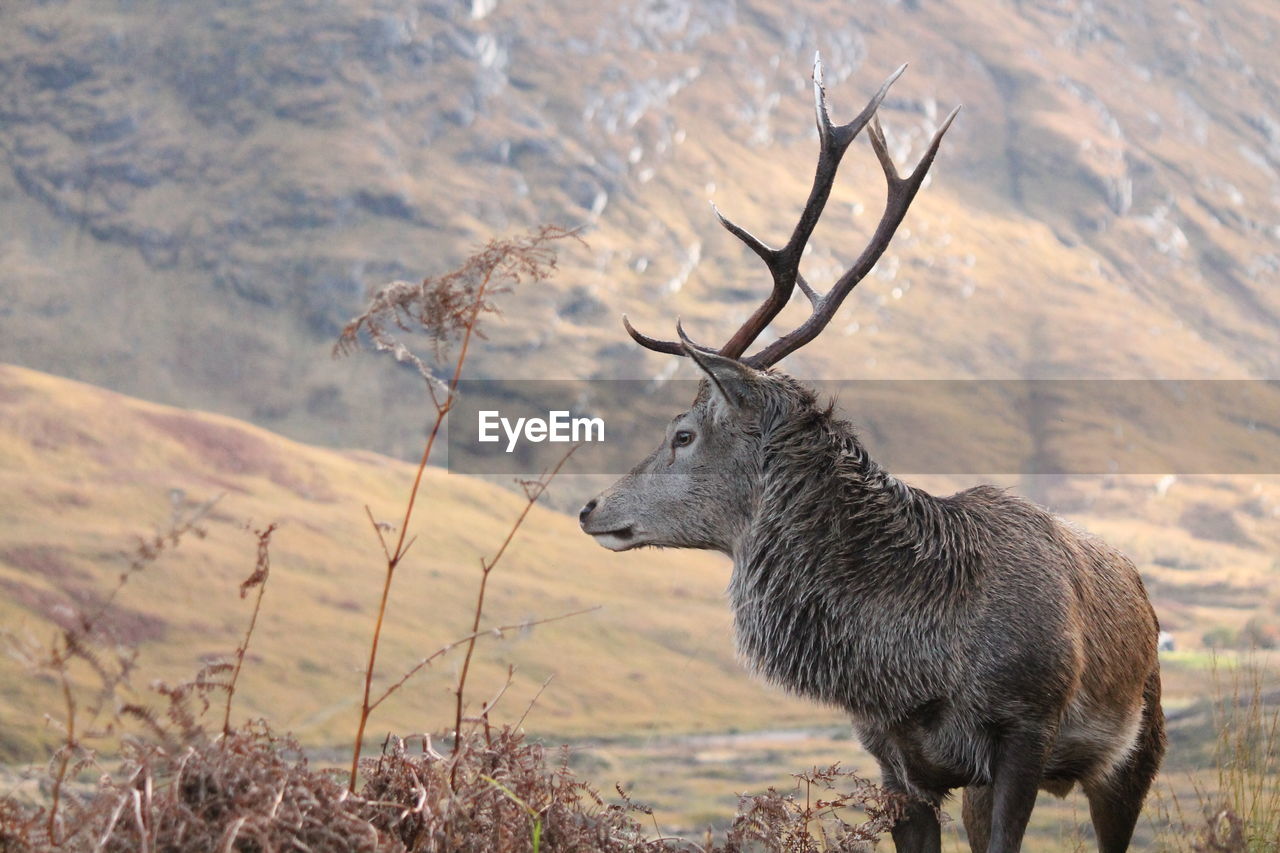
top-left (677, 321), bottom-right (756, 413)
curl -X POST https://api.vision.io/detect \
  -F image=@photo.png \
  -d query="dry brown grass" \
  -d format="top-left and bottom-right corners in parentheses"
top-left (333, 224), bottom-right (583, 791)
top-left (0, 228), bottom-right (904, 851)
top-left (1, 720), bottom-right (902, 852)
top-left (1150, 657), bottom-right (1280, 853)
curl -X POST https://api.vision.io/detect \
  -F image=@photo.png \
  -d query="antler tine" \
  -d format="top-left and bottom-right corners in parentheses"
top-left (743, 103), bottom-right (961, 368)
top-left (715, 54), bottom-right (905, 360)
top-left (622, 314), bottom-right (719, 357)
top-left (795, 273), bottom-right (820, 307)
top-left (711, 202), bottom-right (772, 264)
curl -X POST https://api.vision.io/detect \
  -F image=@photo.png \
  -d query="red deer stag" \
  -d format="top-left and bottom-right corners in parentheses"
top-left (579, 56), bottom-right (1165, 853)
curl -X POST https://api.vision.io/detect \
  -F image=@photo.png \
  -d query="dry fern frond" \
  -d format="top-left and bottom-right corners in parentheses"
top-left (334, 225), bottom-right (580, 394)
top-left (238, 522), bottom-right (277, 598)
top-left (721, 763), bottom-right (902, 853)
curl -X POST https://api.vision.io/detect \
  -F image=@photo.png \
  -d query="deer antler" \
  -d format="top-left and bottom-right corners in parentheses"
top-left (624, 53), bottom-right (959, 369)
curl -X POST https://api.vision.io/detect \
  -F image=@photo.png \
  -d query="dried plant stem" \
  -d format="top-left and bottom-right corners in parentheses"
top-left (349, 544), bottom-right (403, 791)
top-left (341, 226), bottom-right (578, 794)
top-left (368, 607), bottom-right (596, 716)
top-left (349, 267), bottom-right (496, 793)
top-left (451, 554), bottom-right (493, 756)
top-left (223, 524), bottom-right (277, 736)
top-left (47, 659), bottom-right (77, 843)
top-left (514, 675), bottom-right (555, 732)
top-left (450, 446), bottom-right (577, 783)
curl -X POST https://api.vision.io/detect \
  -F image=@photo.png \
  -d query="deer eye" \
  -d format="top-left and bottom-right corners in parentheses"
top-left (672, 430), bottom-right (695, 448)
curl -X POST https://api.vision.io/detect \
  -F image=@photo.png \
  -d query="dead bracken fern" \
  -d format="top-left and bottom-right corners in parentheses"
top-left (3, 718), bottom-right (902, 851)
top-left (0, 224), bottom-right (909, 851)
top-left (119, 522), bottom-right (278, 752)
top-left (334, 224), bottom-right (579, 404)
top-left (335, 224), bottom-right (585, 792)
top-left (0, 492), bottom-right (221, 845)
top-left (222, 523), bottom-right (277, 735)
top-left (0, 498), bottom-right (278, 850)
top-left (360, 727), bottom-right (674, 852)
top-left (717, 764), bottom-right (902, 853)
top-left (58, 723), bottom-right (385, 852)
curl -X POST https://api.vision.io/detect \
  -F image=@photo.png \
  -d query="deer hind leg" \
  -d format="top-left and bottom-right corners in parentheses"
top-left (961, 785), bottom-right (992, 853)
top-left (1082, 774), bottom-right (1146, 853)
top-left (1083, 676), bottom-right (1167, 852)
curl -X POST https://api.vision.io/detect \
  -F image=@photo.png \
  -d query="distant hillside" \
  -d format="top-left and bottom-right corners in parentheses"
top-left (0, 363), bottom-right (851, 762)
top-left (1, 364), bottom-right (1277, 763)
top-left (1, 0), bottom-right (1277, 460)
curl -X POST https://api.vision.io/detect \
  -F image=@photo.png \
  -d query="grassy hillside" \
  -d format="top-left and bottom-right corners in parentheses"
top-left (1, 363), bottom-right (1277, 846)
top-left (1, 362), bottom-right (1277, 755)
top-left (0, 362), bottom-right (853, 762)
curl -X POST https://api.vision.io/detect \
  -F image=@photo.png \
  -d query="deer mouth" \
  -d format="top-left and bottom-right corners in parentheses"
top-left (587, 526), bottom-right (639, 551)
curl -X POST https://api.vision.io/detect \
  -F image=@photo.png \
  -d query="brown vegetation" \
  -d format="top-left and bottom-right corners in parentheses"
top-left (1, 719), bottom-right (901, 852)
top-left (334, 224), bottom-right (580, 791)
top-left (0, 231), bottom-right (904, 851)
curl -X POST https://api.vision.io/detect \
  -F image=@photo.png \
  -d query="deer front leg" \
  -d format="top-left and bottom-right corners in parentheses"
top-left (985, 725), bottom-right (1051, 852)
top-left (875, 761), bottom-right (942, 853)
top-left (890, 796), bottom-right (942, 853)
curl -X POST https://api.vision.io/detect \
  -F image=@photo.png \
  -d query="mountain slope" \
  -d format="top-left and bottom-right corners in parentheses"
top-left (0, 363), bottom-right (850, 761)
top-left (1, 0), bottom-right (1277, 458)
top-left (2, 363), bottom-right (1278, 765)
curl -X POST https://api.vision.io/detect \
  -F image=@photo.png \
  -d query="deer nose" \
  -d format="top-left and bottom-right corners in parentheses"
top-left (578, 499), bottom-right (598, 525)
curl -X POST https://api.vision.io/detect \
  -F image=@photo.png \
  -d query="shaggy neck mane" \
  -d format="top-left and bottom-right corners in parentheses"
top-left (743, 393), bottom-right (982, 595)
top-left (729, 389), bottom-right (985, 715)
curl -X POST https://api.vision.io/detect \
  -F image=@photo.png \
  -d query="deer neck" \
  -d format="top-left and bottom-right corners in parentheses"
top-left (727, 413), bottom-right (962, 716)
top-left (734, 413), bottom-right (934, 579)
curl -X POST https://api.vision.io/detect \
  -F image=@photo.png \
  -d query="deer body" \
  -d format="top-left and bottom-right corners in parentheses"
top-left (729, 381), bottom-right (1163, 848)
top-left (580, 58), bottom-right (1164, 852)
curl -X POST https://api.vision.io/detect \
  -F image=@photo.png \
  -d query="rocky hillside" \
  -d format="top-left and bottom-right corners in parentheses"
top-left (2, 1), bottom-right (1278, 651)
top-left (1, 0), bottom-right (1277, 459)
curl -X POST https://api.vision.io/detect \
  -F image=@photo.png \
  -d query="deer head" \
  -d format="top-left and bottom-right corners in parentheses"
top-left (580, 55), bottom-right (958, 554)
